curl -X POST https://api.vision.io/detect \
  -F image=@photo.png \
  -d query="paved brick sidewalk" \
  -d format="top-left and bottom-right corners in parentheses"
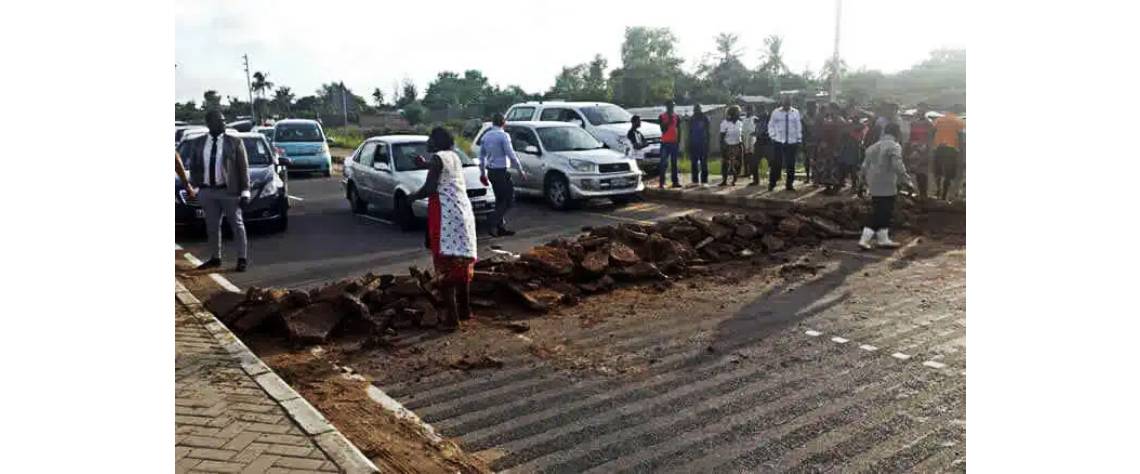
top-left (176, 283), bottom-right (377, 473)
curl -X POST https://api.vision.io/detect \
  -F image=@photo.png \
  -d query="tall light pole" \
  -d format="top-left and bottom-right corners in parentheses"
top-left (243, 54), bottom-right (256, 122)
top-left (829, 0), bottom-right (842, 103)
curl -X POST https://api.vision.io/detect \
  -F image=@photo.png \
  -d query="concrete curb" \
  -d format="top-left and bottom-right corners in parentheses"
top-left (175, 280), bottom-right (380, 474)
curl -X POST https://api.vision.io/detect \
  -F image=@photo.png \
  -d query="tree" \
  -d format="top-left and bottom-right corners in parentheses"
top-left (372, 88), bottom-right (385, 108)
top-left (714, 32), bottom-right (742, 64)
top-left (547, 54), bottom-right (611, 102)
top-left (395, 80), bottom-right (418, 109)
top-left (401, 102), bottom-right (426, 125)
top-left (273, 86), bottom-right (294, 116)
top-left (422, 70), bottom-right (491, 111)
top-left (203, 90), bottom-right (222, 111)
top-left (251, 72), bottom-right (274, 99)
top-left (819, 57), bottom-right (849, 89)
top-left (759, 35), bottom-right (790, 95)
top-left (175, 101), bottom-right (201, 122)
top-left (317, 81), bottom-right (368, 123)
top-left (609, 26), bottom-right (684, 106)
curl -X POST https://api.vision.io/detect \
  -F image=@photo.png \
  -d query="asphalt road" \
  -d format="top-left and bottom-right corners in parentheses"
top-left (175, 173), bottom-right (707, 290)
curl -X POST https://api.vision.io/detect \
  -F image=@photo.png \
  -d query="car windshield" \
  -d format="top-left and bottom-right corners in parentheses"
top-left (393, 143), bottom-right (476, 171)
top-left (580, 105), bottom-right (632, 125)
top-left (274, 123), bottom-right (323, 142)
top-left (242, 137), bottom-right (274, 165)
top-left (537, 127), bottom-right (604, 151)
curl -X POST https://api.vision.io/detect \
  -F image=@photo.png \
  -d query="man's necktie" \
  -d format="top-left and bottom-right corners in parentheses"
top-left (208, 137), bottom-right (218, 186)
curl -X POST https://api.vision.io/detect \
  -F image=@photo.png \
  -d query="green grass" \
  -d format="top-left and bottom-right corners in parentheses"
top-left (325, 126), bottom-right (365, 150)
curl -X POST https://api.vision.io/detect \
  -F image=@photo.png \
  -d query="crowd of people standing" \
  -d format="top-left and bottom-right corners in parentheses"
top-left (637, 98), bottom-right (966, 202)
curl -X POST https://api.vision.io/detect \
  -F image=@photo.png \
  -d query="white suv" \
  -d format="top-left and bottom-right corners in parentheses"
top-left (471, 121), bottom-right (643, 210)
top-left (504, 101), bottom-right (663, 175)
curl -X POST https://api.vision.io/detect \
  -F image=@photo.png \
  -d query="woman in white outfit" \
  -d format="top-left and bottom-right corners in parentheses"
top-left (408, 127), bottom-right (479, 331)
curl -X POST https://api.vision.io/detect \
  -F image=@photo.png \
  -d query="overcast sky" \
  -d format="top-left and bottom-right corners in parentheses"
top-left (175, 0), bottom-right (967, 103)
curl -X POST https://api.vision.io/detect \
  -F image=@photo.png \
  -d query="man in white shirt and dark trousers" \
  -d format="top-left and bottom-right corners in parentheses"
top-left (479, 113), bottom-right (528, 237)
top-left (767, 96), bottom-right (803, 192)
top-left (183, 110), bottom-right (252, 272)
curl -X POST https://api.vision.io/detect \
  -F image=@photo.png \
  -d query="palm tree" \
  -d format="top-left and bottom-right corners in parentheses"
top-left (759, 35), bottom-right (789, 95)
top-left (251, 72), bottom-right (275, 120)
top-left (714, 32), bottom-right (741, 64)
top-left (251, 71), bottom-right (274, 99)
top-left (273, 86), bottom-right (294, 117)
top-left (372, 87), bottom-right (385, 108)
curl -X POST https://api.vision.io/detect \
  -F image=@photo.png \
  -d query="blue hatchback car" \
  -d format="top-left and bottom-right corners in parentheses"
top-left (272, 119), bottom-right (332, 176)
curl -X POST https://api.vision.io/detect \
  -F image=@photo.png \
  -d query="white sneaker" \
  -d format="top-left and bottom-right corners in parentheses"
top-left (875, 229), bottom-right (900, 249)
top-left (700, 183), bottom-right (709, 188)
top-left (858, 227), bottom-right (875, 250)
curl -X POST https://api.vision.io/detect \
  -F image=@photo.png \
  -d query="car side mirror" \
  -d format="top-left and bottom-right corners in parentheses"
top-left (524, 145), bottom-right (539, 155)
top-left (373, 161), bottom-right (390, 172)
top-left (278, 156), bottom-right (293, 167)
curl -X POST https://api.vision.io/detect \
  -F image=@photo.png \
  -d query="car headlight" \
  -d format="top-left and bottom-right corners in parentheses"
top-left (255, 174), bottom-right (283, 199)
top-left (568, 158), bottom-right (596, 173)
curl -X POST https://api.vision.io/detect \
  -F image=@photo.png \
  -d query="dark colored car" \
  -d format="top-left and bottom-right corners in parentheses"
top-left (175, 132), bottom-right (291, 231)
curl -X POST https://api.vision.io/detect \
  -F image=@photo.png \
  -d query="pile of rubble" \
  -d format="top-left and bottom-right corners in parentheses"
top-left (219, 199), bottom-right (947, 343)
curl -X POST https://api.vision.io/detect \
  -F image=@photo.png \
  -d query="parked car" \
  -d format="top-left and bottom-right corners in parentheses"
top-left (272, 119), bottom-right (332, 176)
top-left (253, 126), bottom-right (275, 144)
top-left (471, 121), bottom-right (643, 210)
top-left (175, 125), bottom-right (207, 147)
top-left (227, 119), bottom-right (254, 132)
top-left (175, 131), bottom-right (291, 231)
top-left (503, 101), bottom-right (663, 174)
top-left (342, 135), bottom-right (495, 231)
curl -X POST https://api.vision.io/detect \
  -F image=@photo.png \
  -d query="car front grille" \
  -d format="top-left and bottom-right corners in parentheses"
top-left (645, 137), bottom-right (661, 145)
top-left (598, 163), bottom-right (631, 173)
top-left (467, 188), bottom-right (487, 198)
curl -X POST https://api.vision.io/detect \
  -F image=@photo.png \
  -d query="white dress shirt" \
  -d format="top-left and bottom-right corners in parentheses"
top-left (768, 107), bottom-right (803, 144)
top-left (201, 132), bottom-right (250, 198)
top-left (720, 119), bottom-right (744, 145)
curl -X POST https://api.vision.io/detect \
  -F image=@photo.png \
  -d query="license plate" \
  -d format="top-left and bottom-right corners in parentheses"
top-left (195, 209), bottom-right (205, 218)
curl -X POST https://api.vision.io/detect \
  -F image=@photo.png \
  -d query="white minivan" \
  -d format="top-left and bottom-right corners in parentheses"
top-left (471, 121), bottom-right (643, 210)
top-left (504, 101), bottom-right (663, 175)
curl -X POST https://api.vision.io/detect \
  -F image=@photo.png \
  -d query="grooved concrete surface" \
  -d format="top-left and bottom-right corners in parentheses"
top-left (378, 240), bottom-right (967, 473)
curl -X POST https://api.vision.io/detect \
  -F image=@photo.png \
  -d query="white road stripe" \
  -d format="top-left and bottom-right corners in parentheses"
top-left (181, 252), bottom-right (242, 293)
top-left (175, 243), bottom-right (183, 250)
top-left (287, 195), bottom-right (305, 201)
top-left (183, 252), bottom-right (203, 266)
top-left (210, 273), bottom-right (242, 293)
top-left (804, 330), bottom-right (822, 337)
top-left (584, 212), bottom-right (652, 225)
top-left (923, 360), bottom-right (947, 369)
top-left (830, 336), bottom-right (849, 344)
top-left (891, 352), bottom-right (912, 360)
top-left (355, 213), bottom-right (394, 225)
top-left (859, 344), bottom-right (878, 352)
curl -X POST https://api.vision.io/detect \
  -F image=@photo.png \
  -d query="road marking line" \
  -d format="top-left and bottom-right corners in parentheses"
top-left (181, 252), bottom-right (242, 293)
top-left (183, 252), bottom-right (202, 266)
top-left (830, 336), bottom-right (849, 344)
top-left (804, 330), bottom-right (822, 337)
top-left (859, 344), bottom-right (878, 351)
top-left (175, 243), bottom-right (183, 250)
top-left (287, 195), bottom-right (304, 201)
top-left (923, 360), bottom-right (947, 369)
top-left (355, 213), bottom-right (394, 225)
top-left (891, 352), bottom-right (912, 360)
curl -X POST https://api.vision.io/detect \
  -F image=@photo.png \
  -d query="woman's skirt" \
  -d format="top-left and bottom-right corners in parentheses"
top-left (428, 196), bottom-right (476, 285)
top-left (814, 142), bottom-right (843, 186)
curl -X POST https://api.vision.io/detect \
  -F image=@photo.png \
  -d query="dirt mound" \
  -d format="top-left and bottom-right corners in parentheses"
top-left (218, 199), bottom-right (959, 343)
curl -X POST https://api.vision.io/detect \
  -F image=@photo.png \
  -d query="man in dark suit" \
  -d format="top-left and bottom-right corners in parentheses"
top-left (183, 110), bottom-right (252, 272)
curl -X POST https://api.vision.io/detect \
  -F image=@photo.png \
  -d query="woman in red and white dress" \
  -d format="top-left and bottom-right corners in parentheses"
top-left (408, 127), bottom-right (478, 331)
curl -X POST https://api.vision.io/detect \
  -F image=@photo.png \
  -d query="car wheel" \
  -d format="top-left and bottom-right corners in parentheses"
top-left (544, 174), bottom-right (574, 211)
top-left (394, 194), bottom-right (416, 231)
top-left (347, 184), bottom-right (367, 214)
top-left (274, 210), bottom-right (289, 232)
top-left (323, 169), bottom-right (332, 178)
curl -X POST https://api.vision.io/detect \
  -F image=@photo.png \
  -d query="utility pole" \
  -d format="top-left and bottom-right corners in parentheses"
top-left (243, 54), bottom-right (256, 122)
top-left (829, 0), bottom-right (842, 104)
top-left (341, 82), bottom-right (349, 126)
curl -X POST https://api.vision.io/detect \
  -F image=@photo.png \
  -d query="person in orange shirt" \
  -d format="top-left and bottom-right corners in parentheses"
top-left (931, 104), bottom-right (966, 200)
